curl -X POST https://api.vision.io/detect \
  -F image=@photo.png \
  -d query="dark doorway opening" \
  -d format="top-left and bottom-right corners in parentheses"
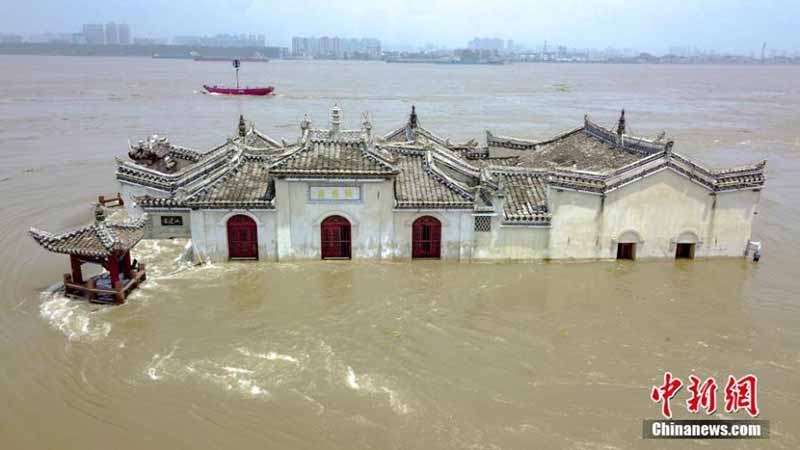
top-left (227, 215), bottom-right (258, 260)
top-left (321, 215), bottom-right (351, 259)
top-left (617, 243), bottom-right (636, 260)
top-left (412, 216), bottom-right (442, 259)
top-left (675, 243), bottom-right (695, 259)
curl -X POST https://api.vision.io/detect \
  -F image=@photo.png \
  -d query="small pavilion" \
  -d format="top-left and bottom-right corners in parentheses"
top-left (29, 206), bottom-right (148, 304)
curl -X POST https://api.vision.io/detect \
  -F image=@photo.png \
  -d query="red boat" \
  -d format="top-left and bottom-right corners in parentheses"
top-left (203, 59), bottom-right (274, 96)
top-left (203, 85), bottom-right (274, 96)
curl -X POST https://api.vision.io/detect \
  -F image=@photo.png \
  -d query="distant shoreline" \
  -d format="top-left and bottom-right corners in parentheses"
top-left (0, 42), bottom-right (286, 59)
top-left (1, 43), bottom-right (798, 66)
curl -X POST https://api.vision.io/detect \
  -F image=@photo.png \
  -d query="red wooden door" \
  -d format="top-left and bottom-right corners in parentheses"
top-left (321, 216), bottom-right (351, 259)
top-left (227, 215), bottom-right (258, 259)
top-left (412, 216), bottom-right (441, 259)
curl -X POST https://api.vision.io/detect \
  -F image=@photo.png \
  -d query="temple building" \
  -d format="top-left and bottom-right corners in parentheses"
top-left (114, 107), bottom-right (766, 262)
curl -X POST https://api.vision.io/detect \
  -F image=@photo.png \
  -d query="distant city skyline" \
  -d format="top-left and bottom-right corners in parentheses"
top-left (1, 0), bottom-right (799, 55)
top-left (6, 25), bottom-right (799, 60)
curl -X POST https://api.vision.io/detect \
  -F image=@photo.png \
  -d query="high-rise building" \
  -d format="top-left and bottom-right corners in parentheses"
top-left (105, 22), bottom-right (118, 45)
top-left (290, 36), bottom-right (381, 58)
top-left (0, 33), bottom-right (23, 43)
top-left (118, 24), bottom-right (131, 45)
top-left (319, 36), bottom-right (332, 56)
top-left (173, 34), bottom-right (265, 47)
top-left (468, 37), bottom-right (505, 51)
top-left (82, 24), bottom-right (105, 45)
top-left (292, 37), bottom-right (306, 55)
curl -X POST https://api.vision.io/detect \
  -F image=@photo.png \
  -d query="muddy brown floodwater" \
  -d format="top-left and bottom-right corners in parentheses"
top-left (0, 56), bottom-right (799, 449)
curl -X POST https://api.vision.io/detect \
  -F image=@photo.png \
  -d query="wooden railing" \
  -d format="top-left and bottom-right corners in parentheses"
top-left (62, 264), bottom-right (146, 305)
top-left (98, 193), bottom-right (124, 208)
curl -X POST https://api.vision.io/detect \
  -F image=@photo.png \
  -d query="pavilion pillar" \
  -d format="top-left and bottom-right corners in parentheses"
top-left (122, 251), bottom-right (133, 279)
top-left (70, 255), bottom-right (84, 284)
top-left (108, 254), bottom-right (120, 286)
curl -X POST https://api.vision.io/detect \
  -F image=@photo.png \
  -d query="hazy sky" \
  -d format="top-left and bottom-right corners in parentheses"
top-left (4, 0), bottom-right (799, 53)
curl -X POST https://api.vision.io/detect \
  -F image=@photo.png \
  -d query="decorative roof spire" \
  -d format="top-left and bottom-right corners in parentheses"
top-left (238, 114), bottom-right (247, 137)
top-left (409, 105), bottom-right (418, 129)
top-left (94, 204), bottom-right (106, 223)
top-left (362, 112), bottom-right (372, 140)
top-left (616, 109), bottom-right (626, 136)
top-left (330, 104), bottom-right (341, 133)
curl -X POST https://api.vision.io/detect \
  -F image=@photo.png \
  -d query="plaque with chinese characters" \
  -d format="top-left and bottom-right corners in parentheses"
top-left (160, 215), bottom-right (183, 226)
top-left (309, 186), bottom-right (360, 201)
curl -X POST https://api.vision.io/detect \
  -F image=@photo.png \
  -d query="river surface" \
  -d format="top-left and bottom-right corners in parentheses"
top-left (0, 56), bottom-right (799, 449)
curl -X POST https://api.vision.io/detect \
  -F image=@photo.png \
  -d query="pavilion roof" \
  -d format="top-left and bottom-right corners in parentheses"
top-left (30, 213), bottom-right (148, 258)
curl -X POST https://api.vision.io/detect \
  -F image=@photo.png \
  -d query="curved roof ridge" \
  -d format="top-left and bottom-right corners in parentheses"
top-left (375, 143), bottom-right (428, 156)
top-left (118, 141), bottom-right (235, 180)
top-left (668, 151), bottom-right (767, 176)
top-left (710, 159), bottom-right (768, 175)
top-left (249, 128), bottom-right (283, 148)
top-left (362, 142), bottom-right (398, 168)
top-left (424, 152), bottom-right (475, 200)
top-left (182, 149), bottom-right (247, 200)
top-left (487, 166), bottom-right (549, 176)
top-left (428, 147), bottom-right (481, 177)
top-left (382, 125), bottom-right (407, 141)
top-left (487, 127), bottom-right (584, 148)
top-left (29, 213), bottom-right (149, 257)
top-left (584, 116), bottom-right (668, 155)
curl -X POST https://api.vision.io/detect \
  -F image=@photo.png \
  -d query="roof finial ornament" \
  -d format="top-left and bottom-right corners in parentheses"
top-left (409, 105), bottom-right (418, 129)
top-left (94, 203), bottom-right (106, 224)
top-left (616, 109), bottom-right (626, 136)
top-left (300, 113), bottom-right (311, 132)
top-left (238, 114), bottom-right (247, 138)
top-left (362, 112), bottom-right (372, 140)
top-left (330, 103), bottom-right (342, 133)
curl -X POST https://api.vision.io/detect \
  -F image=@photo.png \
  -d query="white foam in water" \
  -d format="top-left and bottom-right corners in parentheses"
top-left (236, 347), bottom-right (300, 364)
top-left (175, 241), bottom-right (193, 262)
top-left (381, 386), bottom-right (413, 415)
top-left (223, 366), bottom-right (254, 375)
top-left (346, 366), bottom-right (360, 389)
top-left (344, 365), bottom-right (413, 414)
top-left (146, 344), bottom-right (178, 381)
top-left (39, 288), bottom-right (112, 342)
top-left (188, 359), bottom-right (270, 398)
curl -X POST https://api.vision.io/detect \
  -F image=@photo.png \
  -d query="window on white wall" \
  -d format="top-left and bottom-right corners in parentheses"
top-left (474, 216), bottom-right (491, 232)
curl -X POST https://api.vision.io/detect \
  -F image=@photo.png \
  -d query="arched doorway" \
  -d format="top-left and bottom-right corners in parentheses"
top-left (321, 215), bottom-right (351, 259)
top-left (412, 216), bottom-right (441, 259)
top-left (227, 214), bottom-right (258, 259)
top-left (616, 230), bottom-right (641, 260)
top-left (675, 231), bottom-right (699, 259)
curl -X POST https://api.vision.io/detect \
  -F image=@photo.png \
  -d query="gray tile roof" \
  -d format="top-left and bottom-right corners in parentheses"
top-left (185, 158), bottom-right (275, 208)
top-left (488, 128), bottom-right (645, 172)
top-left (269, 141), bottom-right (399, 178)
top-left (487, 118), bottom-right (670, 173)
top-left (388, 148), bottom-right (474, 209)
top-left (30, 214), bottom-right (148, 258)
top-left (239, 128), bottom-right (282, 149)
top-left (118, 110), bottom-right (766, 216)
top-left (494, 172), bottom-right (551, 225)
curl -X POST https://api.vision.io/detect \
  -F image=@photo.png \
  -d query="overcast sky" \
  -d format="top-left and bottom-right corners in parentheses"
top-left (3, 0), bottom-right (799, 53)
